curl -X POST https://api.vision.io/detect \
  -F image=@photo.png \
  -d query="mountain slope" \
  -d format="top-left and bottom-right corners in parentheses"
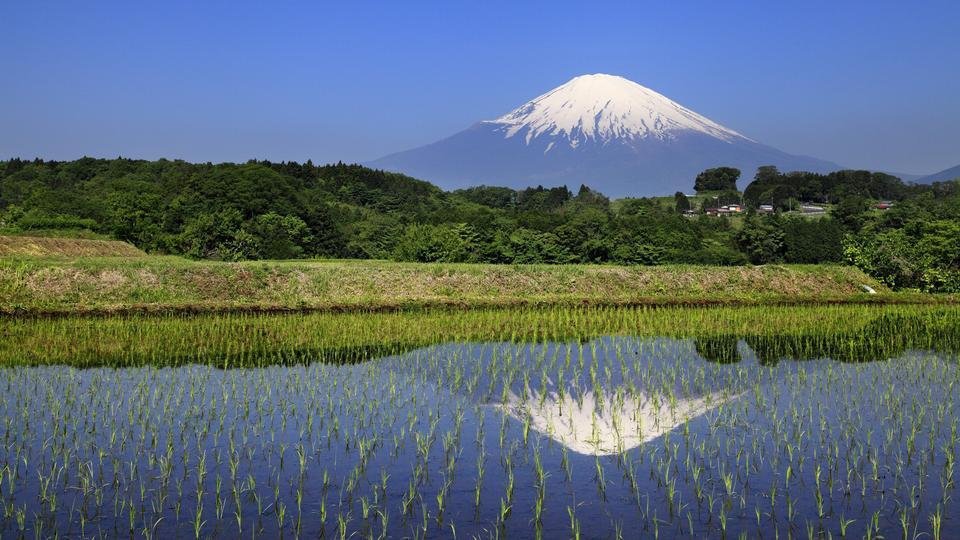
top-left (371, 74), bottom-right (842, 196)
top-left (916, 164), bottom-right (960, 184)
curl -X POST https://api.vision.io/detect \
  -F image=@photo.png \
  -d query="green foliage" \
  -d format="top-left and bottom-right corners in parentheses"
top-left (695, 167), bottom-right (741, 192)
top-left (175, 208), bottom-right (320, 261)
top-left (914, 220), bottom-right (960, 270)
top-left (736, 215), bottom-right (785, 264)
top-left (573, 184), bottom-right (610, 209)
top-left (844, 217), bottom-right (960, 291)
top-left (502, 228), bottom-right (574, 264)
top-left (246, 213), bottom-right (313, 260)
top-left (843, 230), bottom-right (923, 289)
top-left (782, 218), bottom-right (843, 263)
top-left (919, 267), bottom-right (960, 293)
top-left (392, 223), bottom-right (478, 263)
top-left (178, 208), bottom-right (247, 260)
top-left (16, 210), bottom-right (98, 231)
top-left (452, 186), bottom-right (517, 209)
top-left (744, 168), bottom-right (905, 208)
top-left (554, 207), bottom-right (611, 262)
top-left (515, 185), bottom-right (573, 212)
top-left (0, 204), bottom-right (24, 228)
top-left (611, 242), bottom-right (665, 265)
top-left (344, 214), bottom-right (402, 259)
top-left (832, 196), bottom-right (871, 230)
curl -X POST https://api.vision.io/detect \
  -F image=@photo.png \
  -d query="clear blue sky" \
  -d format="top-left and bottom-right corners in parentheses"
top-left (2, 1), bottom-right (958, 175)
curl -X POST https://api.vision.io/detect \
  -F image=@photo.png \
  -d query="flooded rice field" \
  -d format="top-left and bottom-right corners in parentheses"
top-left (1, 305), bottom-right (959, 538)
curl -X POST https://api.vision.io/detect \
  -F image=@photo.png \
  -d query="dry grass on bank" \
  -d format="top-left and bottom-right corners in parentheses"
top-left (0, 244), bottom-right (907, 315)
top-left (0, 235), bottom-right (145, 258)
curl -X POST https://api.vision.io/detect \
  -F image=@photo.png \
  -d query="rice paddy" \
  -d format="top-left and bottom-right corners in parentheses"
top-left (1, 304), bottom-right (959, 538)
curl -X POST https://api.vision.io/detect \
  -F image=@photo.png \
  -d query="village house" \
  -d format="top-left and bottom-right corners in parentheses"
top-left (704, 204), bottom-right (744, 216)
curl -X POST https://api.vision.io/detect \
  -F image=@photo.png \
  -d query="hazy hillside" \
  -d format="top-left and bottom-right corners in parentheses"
top-left (916, 164), bottom-right (960, 184)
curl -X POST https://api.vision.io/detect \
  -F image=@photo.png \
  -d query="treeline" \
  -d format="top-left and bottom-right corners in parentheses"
top-left (743, 166), bottom-right (914, 207)
top-left (1, 157), bottom-right (958, 291)
top-left (737, 166), bottom-right (960, 291)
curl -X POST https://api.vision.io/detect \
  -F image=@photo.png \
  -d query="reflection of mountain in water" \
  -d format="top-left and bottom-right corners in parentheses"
top-left (375, 337), bottom-right (749, 455)
top-left (369, 321), bottom-right (958, 454)
top-left (497, 387), bottom-right (735, 455)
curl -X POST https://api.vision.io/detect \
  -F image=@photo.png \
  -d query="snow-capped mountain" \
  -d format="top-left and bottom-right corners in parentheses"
top-left (370, 74), bottom-right (842, 196)
top-left (491, 73), bottom-right (746, 147)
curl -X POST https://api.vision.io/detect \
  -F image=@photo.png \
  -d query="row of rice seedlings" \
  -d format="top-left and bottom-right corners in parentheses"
top-left (3, 304), bottom-right (958, 367)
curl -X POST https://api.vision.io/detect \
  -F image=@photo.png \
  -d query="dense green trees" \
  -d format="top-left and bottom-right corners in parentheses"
top-left (174, 209), bottom-right (317, 260)
top-left (735, 215), bottom-right (845, 265)
top-left (1, 157), bottom-right (958, 291)
top-left (736, 215), bottom-right (786, 264)
top-left (731, 166), bottom-right (960, 290)
top-left (783, 218), bottom-right (844, 263)
top-left (843, 217), bottom-right (960, 292)
top-left (695, 167), bottom-right (740, 192)
top-left (743, 168), bottom-right (905, 208)
top-left (392, 223), bottom-right (479, 263)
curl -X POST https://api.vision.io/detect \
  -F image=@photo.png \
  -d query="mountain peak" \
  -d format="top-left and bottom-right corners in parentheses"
top-left (485, 74), bottom-right (748, 149)
top-left (370, 74), bottom-right (841, 197)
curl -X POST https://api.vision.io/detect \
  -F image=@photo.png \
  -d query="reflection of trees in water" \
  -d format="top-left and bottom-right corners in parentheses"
top-left (696, 313), bottom-right (960, 365)
top-left (694, 336), bottom-right (741, 364)
top-left (310, 311), bottom-right (957, 368)
top-left (164, 342), bottom-right (422, 368)
top-left (275, 310), bottom-right (958, 368)
top-left (59, 308), bottom-right (959, 368)
top-left (168, 311), bottom-right (957, 368)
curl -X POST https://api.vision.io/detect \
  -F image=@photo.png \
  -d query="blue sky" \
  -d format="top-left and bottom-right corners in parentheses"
top-left (2, 1), bottom-right (958, 175)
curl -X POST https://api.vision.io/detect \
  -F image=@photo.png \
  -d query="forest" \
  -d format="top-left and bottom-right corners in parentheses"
top-left (1, 157), bottom-right (958, 291)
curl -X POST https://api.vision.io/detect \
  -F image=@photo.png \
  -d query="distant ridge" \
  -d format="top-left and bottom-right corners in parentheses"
top-left (915, 164), bottom-right (960, 184)
top-left (371, 74), bottom-right (842, 196)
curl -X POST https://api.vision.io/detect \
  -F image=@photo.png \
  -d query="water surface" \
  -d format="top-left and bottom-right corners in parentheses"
top-left (2, 331), bottom-right (958, 538)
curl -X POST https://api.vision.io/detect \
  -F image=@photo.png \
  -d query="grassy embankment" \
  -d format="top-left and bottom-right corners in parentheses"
top-left (0, 234), bottom-right (944, 316)
top-left (0, 233), bottom-right (145, 257)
